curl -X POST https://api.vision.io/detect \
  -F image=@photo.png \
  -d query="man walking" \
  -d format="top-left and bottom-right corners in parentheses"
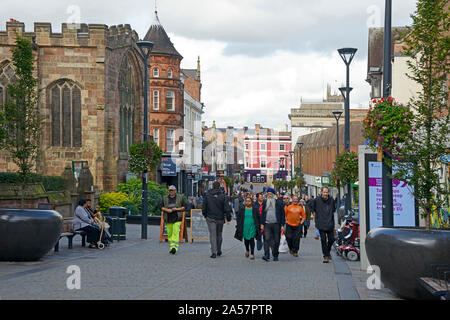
top-left (284, 195), bottom-right (305, 257)
top-left (203, 181), bottom-right (232, 258)
top-left (260, 188), bottom-right (285, 262)
top-left (160, 186), bottom-right (186, 255)
top-left (312, 186), bottom-right (336, 263)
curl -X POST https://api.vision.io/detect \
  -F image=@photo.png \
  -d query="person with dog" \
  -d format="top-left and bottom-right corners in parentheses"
top-left (312, 186), bottom-right (336, 263)
top-left (160, 185), bottom-right (186, 255)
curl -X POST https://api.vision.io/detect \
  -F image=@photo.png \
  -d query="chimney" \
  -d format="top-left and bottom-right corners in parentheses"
top-left (197, 56), bottom-right (201, 82)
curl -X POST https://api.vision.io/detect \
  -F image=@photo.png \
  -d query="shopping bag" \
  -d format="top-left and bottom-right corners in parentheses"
top-left (279, 232), bottom-right (289, 253)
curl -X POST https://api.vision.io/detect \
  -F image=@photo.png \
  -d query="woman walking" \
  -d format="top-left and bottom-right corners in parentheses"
top-left (234, 196), bottom-right (261, 260)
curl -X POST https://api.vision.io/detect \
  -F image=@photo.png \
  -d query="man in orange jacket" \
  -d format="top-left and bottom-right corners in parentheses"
top-left (284, 195), bottom-right (306, 257)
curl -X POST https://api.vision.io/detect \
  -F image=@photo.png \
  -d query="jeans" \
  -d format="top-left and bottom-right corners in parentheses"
top-left (319, 229), bottom-right (335, 257)
top-left (206, 217), bottom-right (224, 254)
top-left (263, 223), bottom-right (281, 258)
top-left (285, 224), bottom-right (302, 253)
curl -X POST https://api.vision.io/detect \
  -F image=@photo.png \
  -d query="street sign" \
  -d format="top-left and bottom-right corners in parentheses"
top-left (440, 154), bottom-right (450, 164)
top-left (161, 158), bottom-right (176, 176)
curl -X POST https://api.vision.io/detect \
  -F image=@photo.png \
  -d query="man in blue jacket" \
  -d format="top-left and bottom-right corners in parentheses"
top-left (260, 188), bottom-right (286, 262)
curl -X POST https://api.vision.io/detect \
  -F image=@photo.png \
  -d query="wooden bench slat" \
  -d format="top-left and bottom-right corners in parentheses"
top-left (418, 277), bottom-right (450, 296)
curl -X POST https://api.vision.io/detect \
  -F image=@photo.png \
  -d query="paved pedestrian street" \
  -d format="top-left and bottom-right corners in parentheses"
top-left (0, 222), bottom-right (400, 300)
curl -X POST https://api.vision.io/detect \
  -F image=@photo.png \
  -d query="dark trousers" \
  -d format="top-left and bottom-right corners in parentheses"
top-left (319, 229), bottom-right (335, 257)
top-left (206, 218), bottom-right (224, 254)
top-left (263, 223), bottom-right (281, 258)
top-left (303, 223), bottom-right (309, 237)
top-left (244, 238), bottom-right (255, 254)
top-left (78, 225), bottom-right (100, 244)
top-left (285, 224), bottom-right (302, 253)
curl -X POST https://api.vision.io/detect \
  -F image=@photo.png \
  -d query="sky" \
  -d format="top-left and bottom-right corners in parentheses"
top-left (0, 0), bottom-right (418, 129)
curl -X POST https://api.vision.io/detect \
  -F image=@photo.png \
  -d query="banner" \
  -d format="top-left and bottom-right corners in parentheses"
top-left (368, 162), bottom-right (415, 229)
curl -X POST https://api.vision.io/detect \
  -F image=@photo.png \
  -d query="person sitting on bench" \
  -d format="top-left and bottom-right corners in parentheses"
top-left (73, 198), bottom-right (101, 249)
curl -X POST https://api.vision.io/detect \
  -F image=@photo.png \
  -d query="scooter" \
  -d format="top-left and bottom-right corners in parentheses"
top-left (334, 214), bottom-right (360, 260)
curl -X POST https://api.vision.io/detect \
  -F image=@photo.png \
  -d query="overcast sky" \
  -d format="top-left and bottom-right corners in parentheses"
top-left (1, 0), bottom-right (418, 129)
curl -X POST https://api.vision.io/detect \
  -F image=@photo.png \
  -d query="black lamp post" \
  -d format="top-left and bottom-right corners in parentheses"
top-left (338, 47), bottom-right (357, 215)
top-left (284, 154), bottom-right (289, 193)
top-left (382, 0), bottom-right (394, 227)
top-left (289, 150), bottom-right (294, 195)
top-left (136, 40), bottom-right (154, 240)
top-left (297, 142), bottom-right (303, 193)
top-left (332, 110), bottom-right (343, 208)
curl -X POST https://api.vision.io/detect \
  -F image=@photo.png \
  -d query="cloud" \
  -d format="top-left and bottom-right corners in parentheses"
top-left (0, 0), bottom-right (418, 129)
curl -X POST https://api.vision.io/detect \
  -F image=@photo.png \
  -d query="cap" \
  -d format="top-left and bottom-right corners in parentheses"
top-left (267, 187), bottom-right (276, 194)
top-left (168, 185), bottom-right (177, 191)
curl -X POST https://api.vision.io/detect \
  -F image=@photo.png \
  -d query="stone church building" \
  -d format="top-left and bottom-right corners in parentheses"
top-left (0, 11), bottom-right (200, 192)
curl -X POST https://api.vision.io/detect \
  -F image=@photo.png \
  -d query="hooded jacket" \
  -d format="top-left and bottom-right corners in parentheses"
top-left (202, 188), bottom-right (232, 221)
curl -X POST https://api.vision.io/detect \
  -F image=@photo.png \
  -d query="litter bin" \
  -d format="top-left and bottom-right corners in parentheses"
top-left (109, 207), bottom-right (127, 241)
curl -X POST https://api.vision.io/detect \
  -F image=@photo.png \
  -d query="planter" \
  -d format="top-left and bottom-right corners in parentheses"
top-left (365, 227), bottom-right (450, 300)
top-left (0, 208), bottom-right (63, 261)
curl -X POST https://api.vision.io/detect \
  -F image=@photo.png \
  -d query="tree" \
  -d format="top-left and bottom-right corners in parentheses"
top-left (0, 36), bottom-right (42, 209)
top-left (393, 0), bottom-right (449, 229)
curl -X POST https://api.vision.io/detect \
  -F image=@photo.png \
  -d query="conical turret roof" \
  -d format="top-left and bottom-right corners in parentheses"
top-left (143, 11), bottom-right (183, 59)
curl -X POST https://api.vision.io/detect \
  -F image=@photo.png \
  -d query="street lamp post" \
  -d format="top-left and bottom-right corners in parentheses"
top-left (297, 142), bottom-right (303, 194)
top-left (136, 40), bottom-right (154, 240)
top-left (289, 150), bottom-right (294, 195)
top-left (381, 0), bottom-right (394, 227)
top-left (338, 47), bottom-right (357, 216)
top-left (332, 110), bottom-right (343, 209)
top-left (284, 154), bottom-right (289, 194)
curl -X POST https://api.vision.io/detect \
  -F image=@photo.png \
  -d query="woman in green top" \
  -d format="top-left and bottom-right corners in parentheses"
top-left (234, 196), bottom-right (261, 259)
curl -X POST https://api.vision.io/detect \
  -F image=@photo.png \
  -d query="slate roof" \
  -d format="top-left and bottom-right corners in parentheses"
top-left (181, 69), bottom-right (199, 81)
top-left (143, 11), bottom-right (183, 59)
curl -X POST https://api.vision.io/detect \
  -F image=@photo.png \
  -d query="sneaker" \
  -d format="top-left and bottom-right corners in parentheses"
top-left (323, 256), bottom-right (329, 263)
top-left (262, 256), bottom-right (270, 262)
top-left (293, 253), bottom-right (299, 257)
top-left (289, 250), bottom-right (294, 255)
top-left (273, 256), bottom-right (279, 261)
top-left (210, 253), bottom-right (216, 259)
top-left (250, 254), bottom-right (255, 260)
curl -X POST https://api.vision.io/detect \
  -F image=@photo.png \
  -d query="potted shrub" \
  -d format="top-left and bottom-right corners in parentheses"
top-left (362, 0), bottom-right (450, 300)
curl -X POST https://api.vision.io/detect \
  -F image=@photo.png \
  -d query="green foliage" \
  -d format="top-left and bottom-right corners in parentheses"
top-left (114, 178), bottom-right (168, 215)
top-left (362, 97), bottom-right (414, 166)
top-left (0, 172), bottom-right (64, 191)
top-left (128, 141), bottom-right (162, 174)
top-left (120, 201), bottom-right (140, 215)
top-left (0, 36), bottom-right (42, 208)
top-left (331, 151), bottom-right (358, 186)
top-left (393, 0), bottom-right (450, 227)
top-left (99, 192), bottom-right (130, 214)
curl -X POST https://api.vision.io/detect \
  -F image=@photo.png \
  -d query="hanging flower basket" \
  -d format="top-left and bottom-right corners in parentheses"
top-left (331, 150), bottom-right (358, 186)
top-left (362, 97), bottom-right (414, 164)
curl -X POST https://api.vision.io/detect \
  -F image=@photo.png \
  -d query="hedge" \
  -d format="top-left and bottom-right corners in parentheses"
top-left (0, 172), bottom-right (65, 192)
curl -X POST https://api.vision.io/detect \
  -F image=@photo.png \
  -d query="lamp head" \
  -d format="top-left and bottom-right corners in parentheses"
top-left (338, 86), bottom-right (353, 100)
top-left (136, 41), bottom-right (154, 58)
top-left (332, 110), bottom-right (343, 121)
top-left (337, 47), bottom-right (357, 65)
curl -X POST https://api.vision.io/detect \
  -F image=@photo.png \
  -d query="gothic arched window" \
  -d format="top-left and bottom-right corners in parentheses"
top-left (119, 56), bottom-right (137, 153)
top-left (0, 61), bottom-right (17, 107)
top-left (49, 80), bottom-right (82, 147)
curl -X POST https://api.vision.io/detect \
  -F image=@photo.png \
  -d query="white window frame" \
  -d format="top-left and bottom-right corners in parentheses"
top-left (153, 90), bottom-right (159, 110)
top-left (260, 143), bottom-right (266, 151)
top-left (166, 90), bottom-right (175, 111)
top-left (280, 144), bottom-right (285, 151)
top-left (153, 128), bottom-right (159, 146)
top-left (153, 68), bottom-right (159, 78)
top-left (168, 69), bottom-right (173, 78)
top-left (166, 129), bottom-right (174, 153)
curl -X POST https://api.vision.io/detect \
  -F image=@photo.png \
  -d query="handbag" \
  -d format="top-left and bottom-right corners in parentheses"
top-left (278, 231), bottom-right (289, 253)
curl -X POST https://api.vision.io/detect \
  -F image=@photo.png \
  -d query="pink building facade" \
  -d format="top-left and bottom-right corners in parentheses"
top-left (243, 125), bottom-right (292, 183)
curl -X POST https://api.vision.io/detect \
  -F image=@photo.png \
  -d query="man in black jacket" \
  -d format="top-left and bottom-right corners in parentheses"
top-left (312, 186), bottom-right (336, 263)
top-left (203, 181), bottom-right (232, 258)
